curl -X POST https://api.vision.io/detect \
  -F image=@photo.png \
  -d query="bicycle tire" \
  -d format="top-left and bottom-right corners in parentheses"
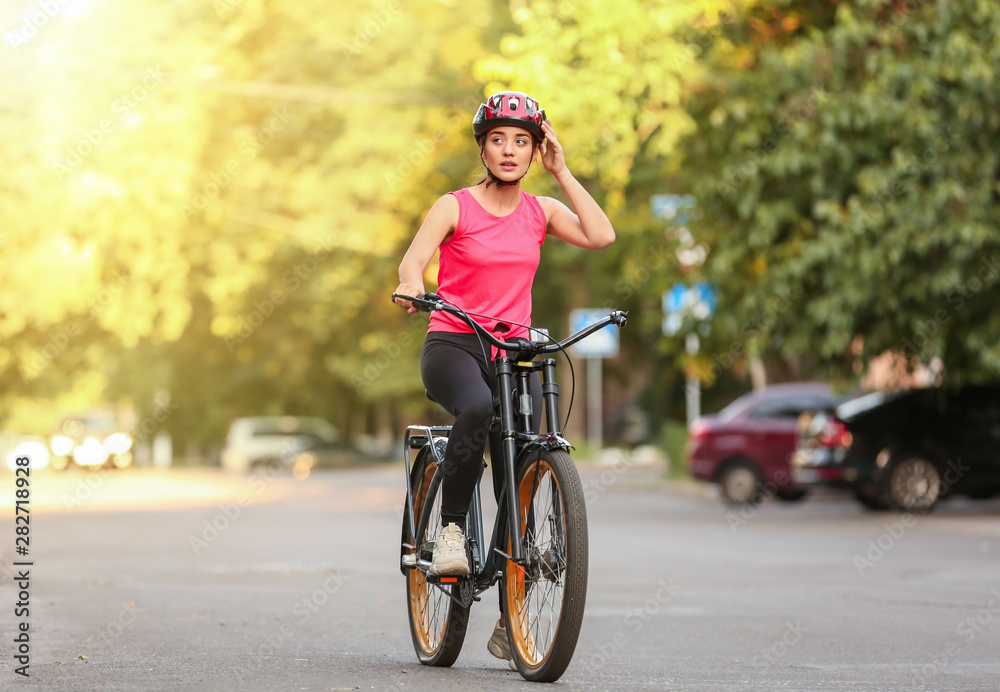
top-left (504, 448), bottom-right (588, 682)
top-left (405, 450), bottom-right (470, 666)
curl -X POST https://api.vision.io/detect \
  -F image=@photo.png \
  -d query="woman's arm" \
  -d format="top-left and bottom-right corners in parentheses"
top-left (537, 120), bottom-right (616, 250)
top-left (393, 193), bottom-right (459, 313)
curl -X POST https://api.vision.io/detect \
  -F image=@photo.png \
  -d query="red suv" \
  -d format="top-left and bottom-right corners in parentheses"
top-left (687, 382), bottom-right (843, 505)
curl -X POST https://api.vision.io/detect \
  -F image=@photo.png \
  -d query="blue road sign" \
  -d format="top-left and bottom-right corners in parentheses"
top-left (663, 282), bottom-right (717, 335)
top-left (650, 193), bottom-right (696, 221)
top-left (569, 309), bottom-right (619, 358)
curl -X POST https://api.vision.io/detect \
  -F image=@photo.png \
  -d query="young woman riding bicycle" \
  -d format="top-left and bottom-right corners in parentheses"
top-left (392, 90), bottom-right (615, 668)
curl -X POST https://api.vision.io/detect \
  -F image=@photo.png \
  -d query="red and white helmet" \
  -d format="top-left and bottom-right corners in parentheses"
top-left (473, 91), bottom-right (546, 142)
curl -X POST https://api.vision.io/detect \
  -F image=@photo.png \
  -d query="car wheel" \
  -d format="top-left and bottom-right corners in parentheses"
top-left (853, 485), bottom-right (890, 511)
top-left (718, 462), bottom-right (763, 506)
top-left (775, 486), bottom-right (808, 503)
top-left (252, 458), bottom-right (281, 474)
top-left (887, 454), bottom-right (942, 513)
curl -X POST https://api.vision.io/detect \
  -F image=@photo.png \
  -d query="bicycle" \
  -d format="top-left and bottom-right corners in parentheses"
top-left (392, 291), bottom-right (628, 682)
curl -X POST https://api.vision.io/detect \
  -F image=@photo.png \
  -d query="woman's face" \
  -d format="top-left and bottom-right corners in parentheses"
top-left (481, 126), bottom-right (536, 182)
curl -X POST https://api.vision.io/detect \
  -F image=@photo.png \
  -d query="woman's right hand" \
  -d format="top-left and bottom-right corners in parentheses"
top-left (393, 283), bottom-right (423, 313)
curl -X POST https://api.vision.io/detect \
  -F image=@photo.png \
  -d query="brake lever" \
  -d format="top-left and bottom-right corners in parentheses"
top-left (414, 292), bottom-right (445, 313)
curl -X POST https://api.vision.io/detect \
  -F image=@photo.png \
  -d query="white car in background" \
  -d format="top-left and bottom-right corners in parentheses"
top-left (221, 416), bottom-right (349, 474)
top-left (49, 410), bottom-right (134, 471)
top-left (1, 433), bottom-right (50, 471)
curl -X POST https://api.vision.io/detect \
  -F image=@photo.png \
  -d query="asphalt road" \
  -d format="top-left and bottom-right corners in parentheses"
top-left (1, 459), bottom-right (998, 691)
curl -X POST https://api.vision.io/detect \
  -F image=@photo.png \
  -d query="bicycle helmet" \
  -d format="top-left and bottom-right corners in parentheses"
top-left (474, 91), bottom-right (547, 188)
top-left (473, 91), bottom-right (546, 143)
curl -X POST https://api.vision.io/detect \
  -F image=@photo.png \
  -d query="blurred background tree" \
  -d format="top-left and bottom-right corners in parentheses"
top-left (677, 0), bottom-right (1000, 385)
top-left (2, 0), bottom-right (998, 459)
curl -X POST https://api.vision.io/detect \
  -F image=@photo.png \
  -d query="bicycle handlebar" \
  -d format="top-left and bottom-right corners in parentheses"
top-left (392, 292), bottom-right (628, 356)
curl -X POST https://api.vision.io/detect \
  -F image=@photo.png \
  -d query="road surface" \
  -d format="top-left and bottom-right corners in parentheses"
top-left (1, 458), bottom-right (998, 690)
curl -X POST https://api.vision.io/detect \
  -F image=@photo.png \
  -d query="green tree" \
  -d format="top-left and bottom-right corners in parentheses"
top-left (0, 0), bottom-right (513, 449)
top-left (675, 0), bottom-right (1000, 385)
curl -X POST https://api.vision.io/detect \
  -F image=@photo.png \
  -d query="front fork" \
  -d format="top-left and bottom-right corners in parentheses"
top-left (496, 358), bottom-right (524, 563)
top-left (496, 357), bottom-right (563, 564)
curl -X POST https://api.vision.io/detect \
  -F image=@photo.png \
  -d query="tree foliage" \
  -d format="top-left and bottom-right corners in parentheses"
top-left (679, 0), bottom-right (1000, 383)
top-left (0, 0), bottom-right (499, 443)
top-left (2, 0), bottom-right (998, 448)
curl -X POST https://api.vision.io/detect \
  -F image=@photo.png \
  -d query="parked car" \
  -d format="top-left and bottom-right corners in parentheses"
top-left (687, 382), bottom-right (845, 505)
top-left (1, 433), bottom-right (50, 471)
top-left (49, 410), bottom-right (134, 471)
top-left (221, 416), bottom-right (370, 474)
top-left (792, 385), bottom-right (1000, 512)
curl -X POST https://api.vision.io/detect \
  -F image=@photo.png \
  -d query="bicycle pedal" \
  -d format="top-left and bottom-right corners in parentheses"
top-left (426, 573), bottom-right (471, 585)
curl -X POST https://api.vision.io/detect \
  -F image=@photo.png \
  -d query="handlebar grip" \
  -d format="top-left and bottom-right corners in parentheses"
top-left (391, 292), bottom-right (442, 313)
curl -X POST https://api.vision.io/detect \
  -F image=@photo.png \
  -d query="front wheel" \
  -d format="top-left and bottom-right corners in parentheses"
top-left (504, 449), bottom-right (587, 682)
top-left (404, 451), bottom-right (470, 666)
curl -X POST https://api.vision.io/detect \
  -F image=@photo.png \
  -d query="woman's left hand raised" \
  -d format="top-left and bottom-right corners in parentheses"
top-left (538, 120), bottom-right (568, 179)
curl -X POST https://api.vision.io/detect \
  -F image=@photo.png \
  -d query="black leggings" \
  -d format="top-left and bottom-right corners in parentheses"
top-left (421, 332), bottom-right (542, 530)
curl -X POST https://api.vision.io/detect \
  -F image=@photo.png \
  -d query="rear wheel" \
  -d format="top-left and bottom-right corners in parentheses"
top-left (504, 449), bottom-right (587, 682)
top-left (405, 452), bottom-right (470, 666)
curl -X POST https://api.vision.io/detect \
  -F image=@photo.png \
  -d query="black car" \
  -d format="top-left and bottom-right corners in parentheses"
top-left (792, 385), bottom-right (1000, 512)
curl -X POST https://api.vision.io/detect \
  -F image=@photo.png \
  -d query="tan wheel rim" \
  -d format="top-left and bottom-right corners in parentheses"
top-left (408, 461), bottom-right (448, 654)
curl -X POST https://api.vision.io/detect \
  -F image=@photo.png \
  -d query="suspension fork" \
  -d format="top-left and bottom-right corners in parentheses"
top-left (541, 358), bottom-right (560, 435)
top-left (495, 357), bottom-right (526, 563)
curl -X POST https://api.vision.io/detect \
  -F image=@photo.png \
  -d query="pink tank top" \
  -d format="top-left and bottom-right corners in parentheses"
top-left (428, 187), bottom-right (547, 347)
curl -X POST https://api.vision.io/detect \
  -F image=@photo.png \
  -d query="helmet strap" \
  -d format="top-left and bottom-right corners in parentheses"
top-left (485, 165), bottom-right (527, 189)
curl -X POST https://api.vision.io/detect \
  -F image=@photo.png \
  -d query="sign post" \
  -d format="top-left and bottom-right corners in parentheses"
top-left (685, 332), bottom-right (701, 429)
top-left (569, 309), bottom-right (620, 450)
top-left (662, 282), bottom-right (717, 426)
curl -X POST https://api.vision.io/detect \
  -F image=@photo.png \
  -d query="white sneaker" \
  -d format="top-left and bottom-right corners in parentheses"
top-left (429, 523), bottom-right (470, 576)
top-left (487, 619), bottom-right (517, 670)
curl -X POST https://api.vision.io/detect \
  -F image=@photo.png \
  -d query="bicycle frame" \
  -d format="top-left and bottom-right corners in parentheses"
top-left (402, 359), bottom-right (566, 593)
top-left (397, 293), bottom-right (626, 593)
